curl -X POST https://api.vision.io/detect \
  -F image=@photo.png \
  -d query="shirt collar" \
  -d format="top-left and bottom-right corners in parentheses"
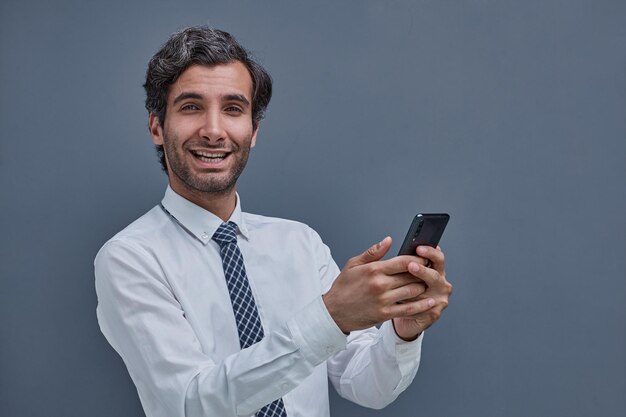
top-left (160, 186), bottom-right (249, 245)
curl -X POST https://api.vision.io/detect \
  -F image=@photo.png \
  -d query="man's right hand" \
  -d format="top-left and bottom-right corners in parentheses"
top-left (322, 237), bottom-right (434, 334)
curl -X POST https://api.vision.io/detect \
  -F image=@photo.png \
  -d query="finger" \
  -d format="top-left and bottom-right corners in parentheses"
top-left (368, 273), bottom-right (423, 296)
top-left (387, 297), bottom-right (435, 318)
top-left (416, 246), bottom-right (445, 273)
top-left (386, 272), bottom-right (425, 289)
top-left (403, 300), bottom-right (447, 324)
top-left (402, 254), bottom-right (429, 268)
top-left (345, 236), bottom-right (392, 268)
top-left (407, 261), bottom-right (446, 289)
top-left (378, 255), bottom-right (422, 275)
top-left (385, 282), bottom-right (427, 304)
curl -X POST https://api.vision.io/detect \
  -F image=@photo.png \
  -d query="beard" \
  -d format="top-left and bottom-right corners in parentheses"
top-left (162, 133), bottom-right (252, 195)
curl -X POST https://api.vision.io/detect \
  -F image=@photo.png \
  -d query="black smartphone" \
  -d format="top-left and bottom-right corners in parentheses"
top-left (398, 213), bottom-right (450, 256)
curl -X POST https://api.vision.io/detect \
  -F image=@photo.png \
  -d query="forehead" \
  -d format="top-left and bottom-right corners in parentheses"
top-left (168, 61), bottom-right (253, 102)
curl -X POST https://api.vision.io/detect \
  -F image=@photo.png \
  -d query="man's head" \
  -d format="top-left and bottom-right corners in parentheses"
top-left (144, 26), bottom-right (272, 173)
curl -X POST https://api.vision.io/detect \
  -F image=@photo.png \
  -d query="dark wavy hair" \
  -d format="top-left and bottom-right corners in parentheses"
top-left (143, 26), bottom-right (273, 172)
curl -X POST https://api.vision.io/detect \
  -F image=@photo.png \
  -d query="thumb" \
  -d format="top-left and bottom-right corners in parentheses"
top-left (345, 236), bottom-right (392, 268)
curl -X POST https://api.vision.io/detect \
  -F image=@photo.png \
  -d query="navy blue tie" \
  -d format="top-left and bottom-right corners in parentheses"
top-left (213, 222), bottom-right (288, 417)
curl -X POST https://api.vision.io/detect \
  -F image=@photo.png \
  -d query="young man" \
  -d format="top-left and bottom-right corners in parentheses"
top-left (95, 26), bottom-right (452, 417)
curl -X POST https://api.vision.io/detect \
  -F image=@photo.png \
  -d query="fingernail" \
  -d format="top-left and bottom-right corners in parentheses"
top-left (427, 299), bottom-right (435, 307)
top-left (417, 246), bottom-right (427, 255)
top-left (378, 237), bottom-right (389, 248)
top-left (409, 262), bottom-right (419, 273)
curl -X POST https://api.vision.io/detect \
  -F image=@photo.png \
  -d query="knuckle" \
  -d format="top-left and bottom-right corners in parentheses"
top-left (363, 263), bottom-right (378, 275)
top-left (412, 283), bottom-right (426, 297)
top-left (404, 257), bottom-right (414, 269)
top-left (402, 303), bottom-right (415, 316)
top-left (405, 285), bottom-right (417, 299)
top-left (345, 255), bottom-right (359, 268)
top-left (380, 305), bottom-right (394, 320)
top-left (368, 276), bottom-right (385, 293)
top-left (429, 310), bottom-right (441, 322)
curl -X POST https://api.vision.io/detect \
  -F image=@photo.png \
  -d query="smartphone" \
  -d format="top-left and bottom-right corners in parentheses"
top-left (398, 213), bottom-right (450, 256)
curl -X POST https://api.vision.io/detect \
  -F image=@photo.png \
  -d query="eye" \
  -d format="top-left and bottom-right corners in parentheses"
top-left (181, 103), bottom-right (200, 111)
top-left (224, 106), bottom-right (243, 114)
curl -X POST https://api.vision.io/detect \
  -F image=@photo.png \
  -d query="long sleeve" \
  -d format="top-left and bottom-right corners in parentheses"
top-left (327, 323), bottom-right (423, 409)
top-left (95, 240), bottom-right (347, 417)
top-left (310, 229), bottom-right (423, 409)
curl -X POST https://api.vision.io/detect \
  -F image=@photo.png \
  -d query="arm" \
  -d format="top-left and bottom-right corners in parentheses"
top-left (95, 240), bottom-right (346, 417)
top-left (320, 237), bottom-right (452, 409)
top-left (327, 321), bottom-right (423, 409)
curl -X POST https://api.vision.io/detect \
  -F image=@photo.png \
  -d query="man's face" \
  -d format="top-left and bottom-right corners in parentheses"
top-left (149, 62), bottom-right (258, 196)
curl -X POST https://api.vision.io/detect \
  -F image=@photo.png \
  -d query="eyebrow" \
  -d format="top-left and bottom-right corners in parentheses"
top-left (172, 92), bottom-right (203, 105)
top-left (223, 94), bottom-right (250, 107)
top-left (172, 92), bottom-right (251, 107)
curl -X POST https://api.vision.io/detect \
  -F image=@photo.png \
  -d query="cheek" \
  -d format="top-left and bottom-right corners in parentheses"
top-left (164, 122), bottom-right (194, 145)
top-left (227, 121), bottom-right (255, 142)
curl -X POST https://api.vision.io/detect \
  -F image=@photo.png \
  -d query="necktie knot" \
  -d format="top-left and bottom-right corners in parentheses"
top-left (212, 222), bottom-right (238, 247)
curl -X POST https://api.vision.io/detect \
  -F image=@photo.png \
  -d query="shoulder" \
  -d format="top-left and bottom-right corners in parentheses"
top-left (94, 205), bottom-right (181, 293)
top-left (95, 205), bottom-right (172, 264)
top-left (242, 212), bottom-right (337, 277)
top-left (243, 212), bottom-right (321, 237)
top-left (242, 212), bottom-right (327, 249)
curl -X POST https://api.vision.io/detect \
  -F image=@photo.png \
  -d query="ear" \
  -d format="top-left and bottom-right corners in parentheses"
top-left (149, 113), bottom-right (164, 145)
top-left (250, 123), bottom-right (260, 148)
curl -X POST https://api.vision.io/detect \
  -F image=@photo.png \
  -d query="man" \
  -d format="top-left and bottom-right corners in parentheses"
top-left (95, 26), bottom-right (452, 417)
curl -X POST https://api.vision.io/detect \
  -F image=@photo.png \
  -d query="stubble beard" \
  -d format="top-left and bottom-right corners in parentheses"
top-left (163, 133), bottom-right (251, 195)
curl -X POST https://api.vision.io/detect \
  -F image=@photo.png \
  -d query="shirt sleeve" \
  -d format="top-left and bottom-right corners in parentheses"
top-left (95, 239), bottom-right (347, 417)
top-left (308, 227), bottom-right (424, 409)
top-left (327, 322), bottom-right (423, 409)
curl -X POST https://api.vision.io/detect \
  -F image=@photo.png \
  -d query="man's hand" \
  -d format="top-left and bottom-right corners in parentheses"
top-left (392, 245), bottom-right (452, 341)
top-left (322, 237), bottom-right (437, 334)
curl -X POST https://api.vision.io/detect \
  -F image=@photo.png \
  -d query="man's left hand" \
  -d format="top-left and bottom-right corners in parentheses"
top-left (392, 245), bottom-right (452, 341)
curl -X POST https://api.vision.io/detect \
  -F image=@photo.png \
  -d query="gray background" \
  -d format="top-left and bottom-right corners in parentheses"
top-left (1, 1), bottom-right (624, 416)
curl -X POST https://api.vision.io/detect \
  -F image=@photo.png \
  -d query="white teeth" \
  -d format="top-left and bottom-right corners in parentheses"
top-left (194, 151), bottom-right (227, 158)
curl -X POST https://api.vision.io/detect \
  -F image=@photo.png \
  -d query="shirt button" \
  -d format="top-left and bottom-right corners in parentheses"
top-left (281, 382), bottom-right (290, 390)
top-left (326, 346), bottom-right (334, 354)
top-left (201, 233), bottom-right (209, 239)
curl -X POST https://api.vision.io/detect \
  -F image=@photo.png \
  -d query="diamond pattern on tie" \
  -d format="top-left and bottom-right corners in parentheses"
top-left (213, 222), bottom-right (287, 417)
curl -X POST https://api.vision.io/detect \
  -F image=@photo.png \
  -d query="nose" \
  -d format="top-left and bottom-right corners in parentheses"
top-left (198, 109), bottom-right (226, 143)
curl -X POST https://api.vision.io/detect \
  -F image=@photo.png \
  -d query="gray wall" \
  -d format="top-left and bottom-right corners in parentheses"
top-left (1, 1), bottom-right (624, 416)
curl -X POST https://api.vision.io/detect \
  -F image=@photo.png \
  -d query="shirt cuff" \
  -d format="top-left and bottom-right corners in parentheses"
top-left (286, 296), bottom-right (347, 366)
top-left (380, 320), bottom-right (423, 370)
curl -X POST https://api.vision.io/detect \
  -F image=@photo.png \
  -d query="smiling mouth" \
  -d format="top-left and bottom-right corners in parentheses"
top-left (190, 150), bottom-right (230, 163)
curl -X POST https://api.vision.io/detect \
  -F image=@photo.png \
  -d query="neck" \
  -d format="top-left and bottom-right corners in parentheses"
top-left (169, 181), bottom-right (237, 222)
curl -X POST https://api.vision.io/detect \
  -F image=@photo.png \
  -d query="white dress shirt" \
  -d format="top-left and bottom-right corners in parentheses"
top-left (95, 186), bottom-right (423, 417)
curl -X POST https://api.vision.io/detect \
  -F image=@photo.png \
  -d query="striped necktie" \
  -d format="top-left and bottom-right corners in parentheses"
top-left (212, 222), bottom-right (288, 417)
